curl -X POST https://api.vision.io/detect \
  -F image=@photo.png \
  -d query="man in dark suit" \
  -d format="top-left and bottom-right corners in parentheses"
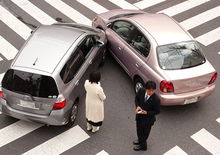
top-left (133, 80), bottom-right (160, 151)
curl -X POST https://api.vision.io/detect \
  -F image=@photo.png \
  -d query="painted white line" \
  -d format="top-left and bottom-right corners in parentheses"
top-left (218, 52), bottom-right (220, 55)
top-left (217, 117), bottom-right (220, 123)
top-left (77, 0), bottom-right (108, 14)
top-left (0, 36), bottom-right (18, 60)
top-left (191, 128), bottom-right (220, 154)
top-left (0, 120), bottom-right (43, 147)
top-left (163, 145), bottom-right (188, 155)
top-left (108, 0), bottom-right (138, 10)
top-left (44, 0), bottom-right (91, 25)
top-left (11, 0), bottom-right (55, 25)
top-left (23, 125), bottom-right (90, 155)
top-left (196, 27), bottom-right (220, 46)
top-left (0, 73), bottom-right (5, 84)
top-left (158, 0), bottom-right (210, 16)
top-left (0, 5), bottom-right (32, 40)
top-left (180, 6), bottom-right (220, 30)
top-left (96, 150), bottom-right (109, 155)
top-left (134, 0), bottom-right (166, 10)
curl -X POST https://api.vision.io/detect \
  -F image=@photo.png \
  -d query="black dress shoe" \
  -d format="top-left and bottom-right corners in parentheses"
top-left (133, 140), bottom-right (140, 145)
top-left (133, 145), bottom-right (147, 151)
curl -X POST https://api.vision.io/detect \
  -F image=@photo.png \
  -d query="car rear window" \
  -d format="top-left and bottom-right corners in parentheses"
top-left (157, 41), bottom-right (206, 70)
top-left (2, 69), bottom-right (59, 98)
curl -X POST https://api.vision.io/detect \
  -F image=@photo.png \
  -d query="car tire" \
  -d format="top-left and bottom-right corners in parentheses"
top-left (134, 78), bottom-right (145, 94)
top-left (66, 101), bottom-right (78, 127)
top-left (99, 48), bottom-right (107, 67)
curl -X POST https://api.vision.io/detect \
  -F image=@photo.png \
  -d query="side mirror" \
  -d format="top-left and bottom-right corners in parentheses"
top-left (106, 22), bottom-right (112, 28)
top-left (96, 40), bottom-right (105, 47)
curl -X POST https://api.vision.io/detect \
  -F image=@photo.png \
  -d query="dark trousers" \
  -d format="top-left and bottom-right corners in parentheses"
top-left (136, 120), bottom-right (153, 149)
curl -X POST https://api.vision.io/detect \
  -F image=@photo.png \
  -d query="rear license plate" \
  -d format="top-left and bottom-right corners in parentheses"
top-left (184, 97), bottom-right (198, 104)
top-left (19, 100), bottom-right (36, 109)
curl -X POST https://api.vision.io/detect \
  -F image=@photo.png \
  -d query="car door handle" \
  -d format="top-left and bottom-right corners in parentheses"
top-left (88, 60), bottom-right (92, 64)
top-left (75, 80), bottom-right (79, 86)
top-left (135, 63), bottom-right (140, 68)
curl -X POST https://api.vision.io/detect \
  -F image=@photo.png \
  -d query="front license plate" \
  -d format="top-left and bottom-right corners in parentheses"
top-left (19, 100), bottom-right (36, 109)
top-left (184, 97), bottom-right (198, 104)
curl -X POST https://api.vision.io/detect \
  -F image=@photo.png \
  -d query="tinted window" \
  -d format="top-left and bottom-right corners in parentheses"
top-left (2, 69), bottom-right (59, 98)
top-left (60, 48), bottom-right (85, 84)
top-left (130, 30), bottom-right (151, 57)
top-left (112, 21), bottom-right (136, 43)
top-left (157, 42), bottom-right (206, 70)
top-left (80, 36), bottom-right (96, 57)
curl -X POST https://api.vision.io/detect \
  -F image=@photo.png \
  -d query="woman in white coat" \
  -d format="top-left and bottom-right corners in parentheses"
top-left (84, 71), bottom-right (106, 133)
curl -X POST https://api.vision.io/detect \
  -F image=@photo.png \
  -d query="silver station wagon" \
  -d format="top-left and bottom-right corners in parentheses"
top-left (92, 9), bottom-right (217, 105)
top-left (0, 23), bottom-right (106, 126)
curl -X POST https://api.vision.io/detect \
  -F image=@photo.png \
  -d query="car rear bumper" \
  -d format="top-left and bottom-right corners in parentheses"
top-left (0, 100), bottom-right (69, 126)
top-left (159, 84), bottom-right (215, 106)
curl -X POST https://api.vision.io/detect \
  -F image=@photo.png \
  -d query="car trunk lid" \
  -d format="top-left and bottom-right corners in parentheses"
top-left (1, 69), bottom-right (59, 115)
top-left (162, 63), bottom-right (216, 94)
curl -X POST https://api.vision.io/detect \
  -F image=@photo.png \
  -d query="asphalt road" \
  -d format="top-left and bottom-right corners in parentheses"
top-left (0, 0), bottom-right (220, 155)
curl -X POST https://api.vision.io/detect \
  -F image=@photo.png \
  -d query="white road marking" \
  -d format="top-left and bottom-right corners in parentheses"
top-left (76, 0), bottom-right (108, 14)
top-left (0, 5), bottom-right (32, 40)
top-left (191, 128), bottom-right (220, 155)
top-left (108, 0), bottom-right (138, 10)
top-left (218, 52), bottom-right (220, 55)
top-left (180, 6), bottom-right (220, 30)
top-left (0, 120), bottom-right (43, 147)
top-left (216, 117), bottom-right (220, 123)
top-left (158, 0), bottom-right (210, 16)
top-left (44, 0), bottom-right (91, 25)
top-left (11, 0), bottom-right (55, 25)
top-left (196, 27), bottom-right (220, 46)
top-left (134, 0), bottom-right (166, 10)
top-left (0, 36), bottom-right (18, 60)
top-left (163, 145), bottom-right (188, 155)
top-left (96, 150), bottom-right (109, 155)
top-left (23, 125), bottom-right (90, 155)
top-left (0, 73), bottom-right (5, 84)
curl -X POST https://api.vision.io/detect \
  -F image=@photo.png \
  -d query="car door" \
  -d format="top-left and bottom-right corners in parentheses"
top-left (122, 27), bottom-right (151, 76)
top-left (106, 21), bottom-right (135, 68)
top-left (60, 35), bottom-right (103, 101)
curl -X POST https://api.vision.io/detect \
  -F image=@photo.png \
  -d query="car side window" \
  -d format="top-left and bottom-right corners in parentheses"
top-left (79, 36), bottom-right (96, 58)
top-left (60, 48), bottom-right (85, 84)
top-left (112, 21), bottom-right (136, 44)
top-left (130, 30), bottom-right (151, 57)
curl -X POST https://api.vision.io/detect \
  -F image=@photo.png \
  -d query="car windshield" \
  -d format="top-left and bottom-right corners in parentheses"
top-left (2, 69), bottom-right (59, 98)
top-left (157, 41), bottom-right (206, 70)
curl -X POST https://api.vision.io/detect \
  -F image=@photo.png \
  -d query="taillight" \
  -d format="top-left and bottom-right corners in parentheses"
top-left (53, 94), bottom-right (66, 110)
top-left (160, 80), bottom-right (174, 93)
top-left (0, 90), bottom-right (4, 98)
top-left (208, 72), bottom-right (217, 85)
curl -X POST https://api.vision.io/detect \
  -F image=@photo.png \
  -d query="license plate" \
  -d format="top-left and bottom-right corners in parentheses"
top-left (184, 97), bottom-right (198, 104)
top-left (19, 100), bottom-right (36, 109)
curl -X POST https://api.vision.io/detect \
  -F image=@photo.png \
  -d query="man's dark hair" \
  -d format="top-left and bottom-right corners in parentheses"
top-left (89, 71), bottom-right (101, 84)
top-left (145, 80), bottom-right (156, 90)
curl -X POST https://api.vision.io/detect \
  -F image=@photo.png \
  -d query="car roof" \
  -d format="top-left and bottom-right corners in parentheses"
top-left (12, 24), bottom-right (85, 74)
top-left (129, 13), bottom-right (192, 45)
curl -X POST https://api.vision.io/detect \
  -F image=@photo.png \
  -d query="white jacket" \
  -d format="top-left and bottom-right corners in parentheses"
top-left (84, 80), bottom-right (106, 123)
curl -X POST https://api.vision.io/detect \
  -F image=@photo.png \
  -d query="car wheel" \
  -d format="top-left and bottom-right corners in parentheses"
top-left (134, 78), bottom-right (144, 94)
top-left (66, 102), bottom-right (78, 127)
top-left (99, 48), bottom-right (106, 67)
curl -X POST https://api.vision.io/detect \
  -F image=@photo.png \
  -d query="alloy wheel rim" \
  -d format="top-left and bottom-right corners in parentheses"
top-left (70, 105), bottom-right (77, 122)
top-left (135, 82), bottom-right (143, 93)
